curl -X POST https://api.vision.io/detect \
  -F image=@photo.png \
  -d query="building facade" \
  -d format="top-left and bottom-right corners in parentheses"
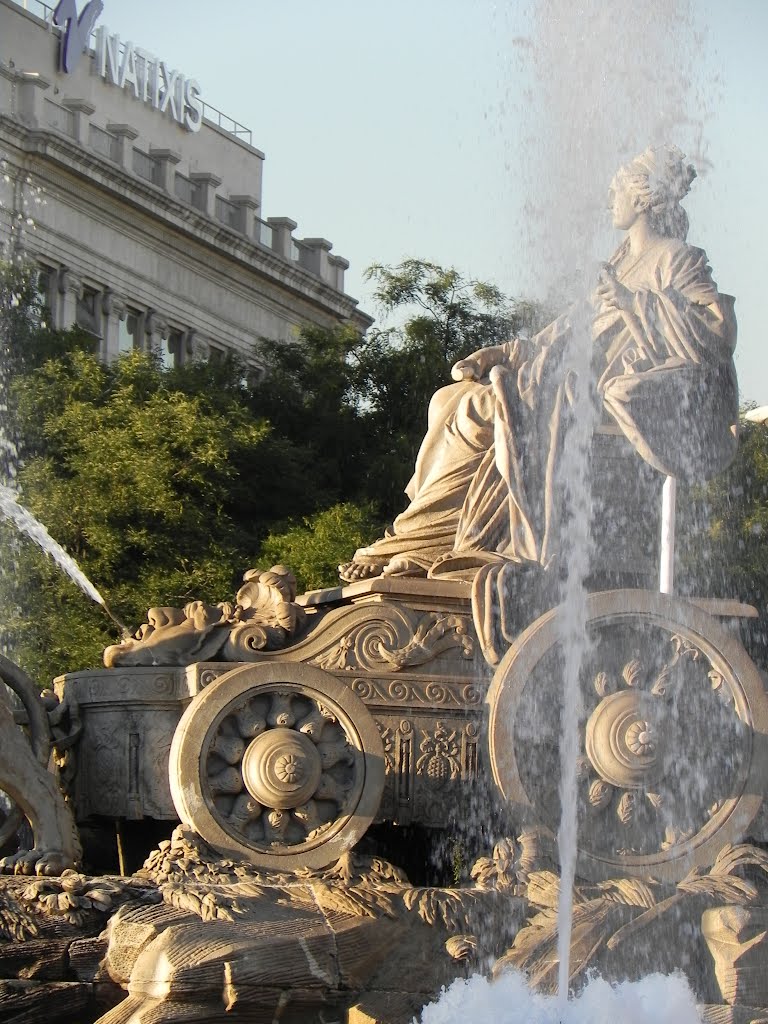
top-left (0, 0), bottom-right (371, 368)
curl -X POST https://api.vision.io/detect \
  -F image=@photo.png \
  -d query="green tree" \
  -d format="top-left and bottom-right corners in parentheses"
top-left (1, 349), bottom-right (289, 680)
top-left (249, 323), bottom-right (368, 511)
top-left (677, 415), bottom-right (768, 668)
top-left (257, 502), bottom-right (381, 593)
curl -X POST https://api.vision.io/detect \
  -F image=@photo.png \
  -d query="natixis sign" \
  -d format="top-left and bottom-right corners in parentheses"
top-left (52, 0), bottom-right (203, 133)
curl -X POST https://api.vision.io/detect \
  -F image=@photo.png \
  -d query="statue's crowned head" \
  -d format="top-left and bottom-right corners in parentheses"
top-left (611, 145), bottom-right (697, 240)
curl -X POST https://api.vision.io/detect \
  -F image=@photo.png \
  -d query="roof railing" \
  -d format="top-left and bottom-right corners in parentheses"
top-left (16, 0), bottom-right (55, 22)
top-left (10, 0), bottom-right (254, 147)
top-left (200, 103), bottom-right (252, 147)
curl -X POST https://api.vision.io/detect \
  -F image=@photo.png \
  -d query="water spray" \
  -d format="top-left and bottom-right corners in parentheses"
top-left (97, 598), bottom-right (133, 640)
top-left (0, 485), bottom-right (132, 638)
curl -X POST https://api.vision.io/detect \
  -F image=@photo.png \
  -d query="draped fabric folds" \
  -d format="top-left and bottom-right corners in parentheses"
top-left (350, 237), bottom-right (738, 660)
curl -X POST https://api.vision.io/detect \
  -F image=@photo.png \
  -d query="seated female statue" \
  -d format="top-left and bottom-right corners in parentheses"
top-left (339, 145), bottom-right (739, 643)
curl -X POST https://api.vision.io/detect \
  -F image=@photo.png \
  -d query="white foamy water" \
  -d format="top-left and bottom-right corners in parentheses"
top-left (492, 0), bottom-right (717, 1003)
top-left (418, 970), bottom-right (702, 1024)
top-left (0, 484), bottom-right (104, 606)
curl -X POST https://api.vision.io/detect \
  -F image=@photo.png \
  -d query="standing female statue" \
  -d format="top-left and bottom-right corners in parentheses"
top-left (340, 145), bottom-right (738, 657)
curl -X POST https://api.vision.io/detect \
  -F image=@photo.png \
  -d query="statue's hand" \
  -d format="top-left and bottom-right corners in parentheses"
top-left (451, 344), bottom-right (509, 382)
top-left (595, 265), bottom-right (635, 313)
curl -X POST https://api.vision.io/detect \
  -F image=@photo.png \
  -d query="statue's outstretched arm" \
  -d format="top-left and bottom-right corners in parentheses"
top-left (451, 338), bottom-right (524, 383)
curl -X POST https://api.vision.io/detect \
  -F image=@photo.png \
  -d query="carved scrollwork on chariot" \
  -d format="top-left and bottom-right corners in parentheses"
top-left (311, 608), bottom-right (474, 673)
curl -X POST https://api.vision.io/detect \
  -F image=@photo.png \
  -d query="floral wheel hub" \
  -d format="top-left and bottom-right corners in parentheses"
top-left (241, 729), bottom-right (323, 809)
top-left (585, 689), bottom-right (666, 789)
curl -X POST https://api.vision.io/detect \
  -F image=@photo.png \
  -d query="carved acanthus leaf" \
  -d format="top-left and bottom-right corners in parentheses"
top-left (374, 613), bottom-right (474, 670)
top-left (0, 889), bottom-right (40, 941)
top-left (312, 610), bottom-right (474, 673)
top-left (622, 658), bottom-right (643, 687)
top-left (593, 671), bottom-right (611, 697)
top-left (402, 886), bottom-right (479, 933)
top-left (18, 872), bottom-right (159, 927)
top-left (588, 779), bottom-right (613, 811)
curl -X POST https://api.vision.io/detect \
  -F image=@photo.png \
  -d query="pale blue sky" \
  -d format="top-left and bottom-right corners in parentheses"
top-left (107, 0), bottom-right (767, 403)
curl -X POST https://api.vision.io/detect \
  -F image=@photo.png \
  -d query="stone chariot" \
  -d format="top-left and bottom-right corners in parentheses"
top-left (11, 143), bottom-right (768, 894)
top-left (54, 423), bottom-right (768, 885)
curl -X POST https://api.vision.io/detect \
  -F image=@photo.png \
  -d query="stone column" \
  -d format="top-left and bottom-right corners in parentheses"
top-left (267, 217), bottom-right (298, 260)
top-left (144, 310), bottom-right (169, 356)
top-left (230, 194), bottom-right (259, 238)
top-left (56, 268), bottom-right (82, 330)
top-left (328, 254), bottom-right (349, 293)
top-left (17, 72), bottom-right (50, 127)
top-left (106, 123), bottom-right (139, 171)
top-left (61, 99), bottom-right (95, 145)
top-left (300, 238), bottom-right (333, 282)
top-left (101, 289), bottom-right (127, 363)
top-left (184, 330), bottom-right (210, 363)
top-left (149, 148), bottom-right (181, 193)
top-left (188, 173), bottom-right (222, 217)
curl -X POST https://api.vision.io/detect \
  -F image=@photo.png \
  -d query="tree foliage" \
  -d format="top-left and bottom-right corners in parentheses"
top-left (257, 502), bottom-right (382, 593)
top-left (2, 349), bottom-right (282, 678)
top-left (677, 416), bottom-right (768, 667)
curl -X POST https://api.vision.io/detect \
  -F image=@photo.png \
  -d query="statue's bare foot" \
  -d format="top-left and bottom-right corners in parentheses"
top-left (338, 560), bottom-right (386, 583)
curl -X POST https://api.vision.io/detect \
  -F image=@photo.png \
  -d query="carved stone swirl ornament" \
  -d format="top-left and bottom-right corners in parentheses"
top-left (349, 676), bottom-right (483, 708)
top-left (313, 610), bottom-right (474, 673)
top-left (486, 590), bottom-right (768, 883)
top-left (169, 663), bottom-right (385, 871)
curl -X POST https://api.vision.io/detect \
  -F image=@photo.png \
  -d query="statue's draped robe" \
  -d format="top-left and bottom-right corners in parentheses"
top-left (352, 237), bottom-right (738, 656)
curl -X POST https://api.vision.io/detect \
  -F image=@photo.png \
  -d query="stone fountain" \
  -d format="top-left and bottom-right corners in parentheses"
top-left (1, 146), bottom-right (767, 1024)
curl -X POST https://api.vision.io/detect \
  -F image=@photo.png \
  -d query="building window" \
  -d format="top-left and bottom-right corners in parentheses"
top-left (76, 286), bottom-right (101, 337)
top-left (208, 344), bottom-right (227, 364)
top-left (35, 267), bottom-right (52, 313)
top-left (118, 309), bottom-right (142, 354)
top-left (159, 329), bottom-right (183, 369)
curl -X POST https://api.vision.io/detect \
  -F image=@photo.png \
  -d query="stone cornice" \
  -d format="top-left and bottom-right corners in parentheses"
top-left (0, 114), bottom-right (373, 331)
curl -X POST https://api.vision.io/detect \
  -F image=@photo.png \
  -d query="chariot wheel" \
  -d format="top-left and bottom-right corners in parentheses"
top-left (169, 662), bottom-right (385, 870)
top-left (487, 590), bottom-right (768, 883)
